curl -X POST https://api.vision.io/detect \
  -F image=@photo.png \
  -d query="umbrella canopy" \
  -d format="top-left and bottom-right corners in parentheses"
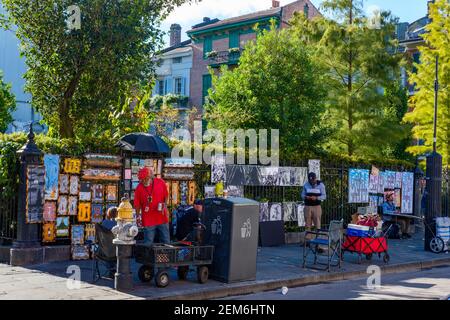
top-left (116, 133), bottom-right (171, 155)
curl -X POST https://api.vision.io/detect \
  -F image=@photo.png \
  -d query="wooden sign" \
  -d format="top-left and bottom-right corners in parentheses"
top-left (78, 202), bottom-right (91, 222)
top-left (26, 165), bottom-right (45, 224)
top-left (64, 158), bottom-right (82, 174)
top-left (42, 223), bottom-right (56, 243)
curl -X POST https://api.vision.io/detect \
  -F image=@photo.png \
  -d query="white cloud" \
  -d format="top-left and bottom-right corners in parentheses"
top-left (161, 0), bottom-right (296, 45)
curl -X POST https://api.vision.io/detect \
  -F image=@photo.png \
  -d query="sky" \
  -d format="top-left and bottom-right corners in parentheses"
top-left (161, 0), bottom-right (429, 46)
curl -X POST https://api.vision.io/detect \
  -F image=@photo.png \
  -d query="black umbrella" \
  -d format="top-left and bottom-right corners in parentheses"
top-left (116, 133), bottom-right (171, 155)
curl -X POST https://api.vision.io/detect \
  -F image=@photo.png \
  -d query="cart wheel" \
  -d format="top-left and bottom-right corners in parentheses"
top-left (197, 266), bottom-right (209, 284)
top-left (366, 253), bottom-right (373, 261)
top-left (430, 237), bottom-right (445, 254)
top-left (177, 266), bottom-right (189, 280)
top-left (383, 253), bottom-right (390, 263)
top-left (155, 270), bottom-right (170, 288)
top-left (138, 265), bottom-right (154, 283)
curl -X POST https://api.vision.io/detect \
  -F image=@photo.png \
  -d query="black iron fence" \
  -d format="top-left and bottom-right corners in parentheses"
top-left (0, 189), bottom-right (18, 245)
top-left (443, 168), bottom-right (449, 218)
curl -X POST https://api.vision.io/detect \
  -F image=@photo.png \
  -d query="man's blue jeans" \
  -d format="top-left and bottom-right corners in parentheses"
top-left (143, 223), bottom-right (170, 246)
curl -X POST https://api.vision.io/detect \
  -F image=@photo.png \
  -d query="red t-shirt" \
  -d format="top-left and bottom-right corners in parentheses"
top-left (134, 178), bottom-right (169, 227)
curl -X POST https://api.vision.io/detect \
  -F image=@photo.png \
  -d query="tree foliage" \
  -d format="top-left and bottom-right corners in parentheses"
top-left (404, 0), bottom-right (450, 167)
top-left (205, 22), bottom-right (328, 158)
top-left (292, 0), bottom-right (407, 159)
top-left (0, 71), bottom-right (16, 133)
top-left (2, 0), bottom-right (194, 139)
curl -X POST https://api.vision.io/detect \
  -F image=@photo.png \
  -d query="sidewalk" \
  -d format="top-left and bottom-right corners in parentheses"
top-left (1, 233), bottom-right (449, 300)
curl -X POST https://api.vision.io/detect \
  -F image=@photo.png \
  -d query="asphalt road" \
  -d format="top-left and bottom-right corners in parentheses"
top-left (225, 265), bottom-right (450, 300)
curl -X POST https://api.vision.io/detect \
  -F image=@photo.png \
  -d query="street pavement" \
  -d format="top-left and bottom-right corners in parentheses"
top-left (224, 266), bottom-right (450, 300)
top-left (0, 232), bottom-right (449, 300)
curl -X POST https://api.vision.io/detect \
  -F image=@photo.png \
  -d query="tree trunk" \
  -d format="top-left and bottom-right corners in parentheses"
top-left (347, 0), bottom-right (354, 157)
top-left (58, 69), bottom-right (84, 138)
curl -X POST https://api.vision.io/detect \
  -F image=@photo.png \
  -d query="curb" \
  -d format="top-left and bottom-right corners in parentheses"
top-left (153, 257), bottom-right (450, 300)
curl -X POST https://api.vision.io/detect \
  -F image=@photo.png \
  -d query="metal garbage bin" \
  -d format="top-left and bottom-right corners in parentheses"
top-left (203, 197), bottom-right (260, 283)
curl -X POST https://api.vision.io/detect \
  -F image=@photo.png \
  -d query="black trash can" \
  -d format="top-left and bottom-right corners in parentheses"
top-left (203, 197), bottom-right (260, 283)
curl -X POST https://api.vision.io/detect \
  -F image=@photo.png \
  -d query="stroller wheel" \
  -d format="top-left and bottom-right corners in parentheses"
top-left (430, 237), bottom-right (445, 254)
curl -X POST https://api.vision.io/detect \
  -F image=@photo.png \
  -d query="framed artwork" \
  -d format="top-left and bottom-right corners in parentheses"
top-left (79, 181), bottom-right (92, 201)
top-left (68, 196), bottom-right (78, 216)
top-left (259, 202), bottom-right (269, 222)
top-left (157, 159), bottom-right (163, 176)
top-left (92, 184), bottom-right (104, 202)
top-left (78, 202), bottom-right (91, 222)
top-left (131, 158), bottom-right (140, 167)
top-left (401, 172), bottom-right (414, 214)
top-left (394, 189), bottom-right (402, 208)
top-left (124, 169), bottom-right (132, 180)
top-left (188, 181), bottom-right (196, 205)
top-left (44, 154), bottom-right (60, 201)
top-left (71, 225), bottom-right (84, 245)
top-left (85, 224), bottom-right (96, 243)
top-left (180, 181), bottom-right (188, 205)
top-left (226, 185), bottom-right (244, 198)
top-left (171, 181), bottom-right (180, 205)
top-left (84, 154), bottom-right (122, 168)
top-left (308, 159), bottom-right (321, 180)
top-left (105, 185), bottom-right (118, 202)
top-left (71, 245), bottom-right (90, 260)
top-left (42, 223), bottom-right (56, 243)
top-left (348, 169), bottom-right (370, 203)
top-left (283, 202), bottom-right (296, 222)
top-left (132, 181), bottom-right (139, 190)
top-left (269, 203), bottom-right (283, 221)
top-left (57, 195), bottom-right (68, 216)
top-left (211, 155), bottom-right (226, 183)
top-left (26, 165), bottom-right (45, 224)
top-left (82, 169), bottom-right (121, 181)
top-left (91, 203), bottom-right (104, 224)
top-left (124, 158), bottom-right (131, 169)
top-left (56, 216), bottom-right (70, 237)
top-left (69, 175), bottom-right (79, 195)
top-left (59, 174), bottom-right (69, 194)
top-left (64, 158), bottom-right (82, 174)
top-left (43, 201), bottom-right (57, 222)
top-left (204, 185), bottom-right (215, 199)
top-left (124, 180), bottom-right (131, 191)
top-left (297, 204), bottom-right (305, 227)
top-left (131, 166), bottom-right (139, 174)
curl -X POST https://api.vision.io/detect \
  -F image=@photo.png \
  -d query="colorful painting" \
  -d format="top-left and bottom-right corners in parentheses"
top-left (395, 189), bottom-right (402, 208)
top-left (56, 216), bottom-right (70, 237)
top-left (42, 223), bottom-right (56, 243)
top-left (92, 184), bottom-right (104, 202)
top-left (369, 195), bottom-right (379, 210)
top-left (105, 185), bottom-right (118, 202)
top-left (71, 225), bottom-right (84, 245)
top-left (401, 172), bottom-right (414, 214)
top-left (79, 181), bottom-right (92, 201)
top-left (180, 181), bottom-right (188, 205)
top-left (382, 171), bottom-right (396, 190)
top-left (69, 175), bottom-right (79, 195)
top-left (348, 169), bottom-right (370, 203)
top-left (171, 181), bottom-right (180, 205)
top-left (43, 201), bottom-right (57, 222)
top-left (64, 158), bottom-right (82, 174)
top-left (308, 159), bottom-right (321, 180)
top-left (204, 185), bottom-right (215, 199)
top-left (395, 172), bottom-right (403, 189)
top-left (78, 202), bottom-right (91, 222)
top-left (188, 181), bottom-right (196, 205)
top-left (368, 174), bottom-right (381, 194)
top-left (26, 165), bottom-right (45, 224)
top-left (71, 245), bottom-right (90, 260)
top-left (57, 195), bottom-right (68, 216)
top-left (124, 180), bottom-right (131, 191)
top-left (297, 203), bottom-right (305, 227)
top-left (124, 169), bottom-right (132, 180)
top-left (59, 174), bottom-right (69, 194)
top-left (82, 168), bottom-right (121, 181)
top-left (44, 154), bottom-right (60, 201)
top-left (68, 196), bottom-right (78, 216)
top-left (91, 203), bottom-right (104, 224)
top-left (259, 202), bottom-right (269, 222)
top-left (269, 203), bottom-right (283, 221)
top-left (85, 224), bottom-right (96, 243)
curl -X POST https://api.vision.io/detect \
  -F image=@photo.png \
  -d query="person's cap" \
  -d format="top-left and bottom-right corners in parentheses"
top-left (194, 199), bottom-right (204, 205)
top-left (138, 167), bottom-right (152, 181)
top-left (308, 172), bottom-right (317, 179)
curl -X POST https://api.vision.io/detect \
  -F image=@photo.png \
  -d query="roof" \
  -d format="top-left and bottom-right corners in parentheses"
top-left (159, 39), bottom-right (192, 55)
top-left (187, 7), bottom-right (282, 35)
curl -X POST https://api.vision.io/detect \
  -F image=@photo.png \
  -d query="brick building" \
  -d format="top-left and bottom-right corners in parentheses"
top-left (186, 0), bottom-right (320, 111)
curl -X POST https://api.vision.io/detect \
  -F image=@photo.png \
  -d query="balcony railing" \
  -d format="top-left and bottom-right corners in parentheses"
top-left (207, 49), bottom-right (243, 67)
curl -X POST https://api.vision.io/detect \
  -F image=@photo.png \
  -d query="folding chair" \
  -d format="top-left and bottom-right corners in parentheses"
top-left (303, 220), bottom-right (343, 272)
top-left (91, 224), bottom-right (116, 283)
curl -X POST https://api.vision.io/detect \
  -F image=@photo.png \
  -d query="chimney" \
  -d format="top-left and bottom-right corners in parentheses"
top-left (170, 23), bottom-right (182, 47)
top-left (272, 0), bottom-right (280, 8)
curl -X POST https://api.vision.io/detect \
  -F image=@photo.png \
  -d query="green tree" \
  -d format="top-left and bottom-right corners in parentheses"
top-left (205, 22), bottom-right (328, 158)
top-left (2, 0), bottom-right (193, 139)
top-left (404, 0), bottom-right (450, 167)
top-left (0, 71), bottom-right (16, 133)
top-left (292, 0), bottom-right (406, 159)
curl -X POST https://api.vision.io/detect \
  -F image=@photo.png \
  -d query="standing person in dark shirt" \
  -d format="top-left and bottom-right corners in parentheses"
top-left (176, 199), bottom-right (203, 241)
top-left (301, 172), bottom-right (327, 231)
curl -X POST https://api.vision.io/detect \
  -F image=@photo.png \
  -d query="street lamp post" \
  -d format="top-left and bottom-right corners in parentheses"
top-left (424, 55), bottom-right (442, 251)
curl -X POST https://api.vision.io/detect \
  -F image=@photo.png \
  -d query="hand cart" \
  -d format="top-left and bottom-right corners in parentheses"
top-left (341, 225), bottom-right (392, 264)
top-left (134, 242), bottom-right (214, 288)
top-left (423, 218), bottom-right (450, 254)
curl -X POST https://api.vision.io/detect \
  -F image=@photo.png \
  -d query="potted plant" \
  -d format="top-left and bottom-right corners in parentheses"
top-left (206, 50), bottom-right (218, 59)
top-left (228, 47), bottom-right (241, 54)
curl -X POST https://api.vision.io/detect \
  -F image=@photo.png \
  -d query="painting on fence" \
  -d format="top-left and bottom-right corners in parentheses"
top-left (43, 201), bottom-right (57, 222)
top-left (269, 203), bottom-right (283, 221)
top-left (401, 172), bottom-right (414, 214)
top-left (259, 202), bottom-right (269, 222)
top-left (348, 169), bottom-right (370, 203)
top-left (44, 154), bottom-right (60, 201)
top-left (308, 160), bottom-right (321, 180)
top-left (26, 165), bottom-right (45, 223)
top-left (59, 174), bottom-right (69, 194)
top-left (56, 216), bottom-right (69, 237)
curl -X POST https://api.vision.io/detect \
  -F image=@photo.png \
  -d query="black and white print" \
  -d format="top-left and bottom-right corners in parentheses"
top-left (297, 203), bottom-right (306, 227)
top-left (226, 185), bottom-right (244, 197)
top-left (308, 160), bottom-right (321, 180)
top-left (259, 202), bottom-right (269, 222)
top-left (211, 155), bottom-right (226, 183)
top-left (283, 202), bottom-right (296, 221)
top-left (269, 203), bottom-right (283, 221)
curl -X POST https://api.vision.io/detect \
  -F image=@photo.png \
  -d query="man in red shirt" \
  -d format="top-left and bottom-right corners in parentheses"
top-left (134, 167), bottom-right (170, 245)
